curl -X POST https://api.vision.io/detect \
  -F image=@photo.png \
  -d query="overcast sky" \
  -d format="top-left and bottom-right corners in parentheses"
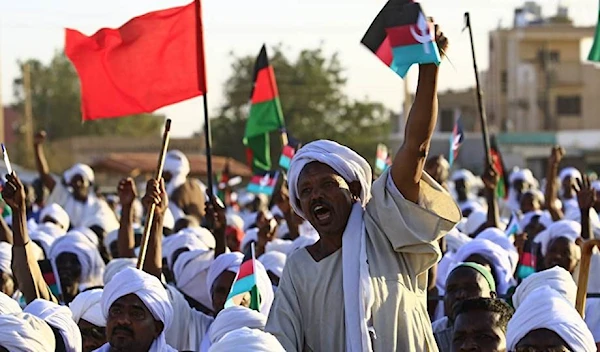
top-left (0, 0), bottom-right (596, 137)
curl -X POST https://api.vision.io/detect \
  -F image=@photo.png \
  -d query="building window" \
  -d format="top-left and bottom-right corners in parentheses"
top-left (556, 96), bottom-right (581, 116)
top-left (440, 109), bottom-right (454, 132)
top-left (501, 71), bottom-right (508, 94)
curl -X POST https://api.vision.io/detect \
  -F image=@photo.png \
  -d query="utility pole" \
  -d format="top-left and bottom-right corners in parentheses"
top-left (22, 62), bottom-right (34, 163)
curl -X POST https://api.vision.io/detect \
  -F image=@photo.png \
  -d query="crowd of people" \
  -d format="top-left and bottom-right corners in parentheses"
top-left (0, 24), bottom-right (598, 352)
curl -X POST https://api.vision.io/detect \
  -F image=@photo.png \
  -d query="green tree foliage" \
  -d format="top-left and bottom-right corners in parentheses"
top-left (11, 51), bottom-right (165, 141)
top-left (210, 45), bottom-right (393, 167)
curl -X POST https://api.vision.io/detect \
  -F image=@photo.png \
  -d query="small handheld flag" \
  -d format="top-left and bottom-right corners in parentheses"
top-left (2, 144), bottom-right (12, 175)
top-left (247, 171), bottom-right (280, 196)
top-left (38, 259), bottom-right (62, 299)
top-left (588, 2), bottom-right (600, 62)
top-left (361, 0), bottom-right (441, 79)
top-left (225, 243), bottom-right (261, 311)
top-left (504, 212), bottom-right (520, 237)
top-left (279, 145), bottom-right (295, 170)
top-left (448, 117), bottom-right (464, 168)
top-left (375, 144), bottom-right (390, 174)
top-left (490, 136), bottom-right (509, 200)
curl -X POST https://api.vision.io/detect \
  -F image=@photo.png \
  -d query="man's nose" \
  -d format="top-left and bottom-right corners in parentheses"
top-left (459, 337), bottom-right (479, 352)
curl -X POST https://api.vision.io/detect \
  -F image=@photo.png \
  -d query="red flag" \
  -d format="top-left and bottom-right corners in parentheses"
top-left (65, 0), bottom-right (206, 121)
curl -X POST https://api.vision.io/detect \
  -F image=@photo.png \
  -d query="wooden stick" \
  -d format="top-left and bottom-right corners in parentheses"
top-left (137, 119), bottom-right (172, 269)
top-left (575, 239), bottom-right (600, 316)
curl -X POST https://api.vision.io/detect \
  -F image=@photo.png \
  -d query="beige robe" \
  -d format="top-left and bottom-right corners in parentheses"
top-left (266, 170), bottom-right (461, 352)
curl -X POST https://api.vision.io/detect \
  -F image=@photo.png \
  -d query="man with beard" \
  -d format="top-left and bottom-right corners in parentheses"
top-left (266, 24), bottom-right (461, 351)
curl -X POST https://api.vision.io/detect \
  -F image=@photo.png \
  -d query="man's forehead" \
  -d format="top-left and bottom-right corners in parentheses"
top-left (298, 162), bottom-right (341, 181)
top-left (113, 293), bottom-right (147, 308)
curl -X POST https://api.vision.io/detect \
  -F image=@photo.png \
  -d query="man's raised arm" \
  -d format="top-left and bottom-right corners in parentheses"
top-left (392, 24), bottom-right (448, 203)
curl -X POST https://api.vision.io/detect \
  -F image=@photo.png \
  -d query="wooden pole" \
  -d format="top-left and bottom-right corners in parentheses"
top-left (464, 12), bottom-right (492, 167)
top-left (137, 119), bottom-right (172, 269)
top-left (575, 239), bottom-right (600, 316)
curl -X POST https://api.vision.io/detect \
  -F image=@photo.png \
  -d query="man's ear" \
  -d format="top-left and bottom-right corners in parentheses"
top-left (153, 320), bottom-right (164, 338)
top-left (349, 181), bottom-right (362, 200)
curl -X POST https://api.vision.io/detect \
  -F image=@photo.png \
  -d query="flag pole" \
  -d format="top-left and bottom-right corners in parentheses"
top-left (203, 94), bottom-right (214, 199)
top-left (137, 119), bottom-right (172, 269)
top-left (464, 12), bottom-right (492, 168)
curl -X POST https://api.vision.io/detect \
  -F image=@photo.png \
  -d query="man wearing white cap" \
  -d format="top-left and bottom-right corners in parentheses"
top-left (267, 26), bottom-right (460, 351)
top-left (163, 150), bottom-right (206, 222)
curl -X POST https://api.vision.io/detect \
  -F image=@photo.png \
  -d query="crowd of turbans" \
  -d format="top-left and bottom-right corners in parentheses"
top-left (0, 135), bottom-right (599, 351)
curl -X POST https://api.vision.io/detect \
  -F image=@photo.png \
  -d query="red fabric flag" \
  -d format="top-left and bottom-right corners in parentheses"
top-left (65, 0), bottom-right (206, 121)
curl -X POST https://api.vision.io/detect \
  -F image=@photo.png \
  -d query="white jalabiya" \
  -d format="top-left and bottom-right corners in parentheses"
top-left (102, 258), bottom-right (136, 284)
top-left (208, 327), bottom-right (284, 352)
top-left (39, 203), bottom-right (70, 231)
top-left (258, 251), bottom-right (287, 279)
top-left (0, 241), bottom-right (12, 276)
top-left (98, 267), bottom-right (176, 352)
top-left (533, 220), bottom-right (581, 258)
top-left (506, 286), bottom-right (595, 351)
top-left (46, 164), bottom-right (118, 232)
top-left (585, 249), bottom-right (600, 342)
top-left (0, 312), bottom-right (55, 352)
top-left (173, 249), bottom-right (214, 310)
top-left (444, 228), bottom-right (472, 253)
top-left (164, 284), bottom-right (213, 351)
top-left (512, 267), bottom-right (577, 309)
top-left (69, 288), bottom-right (105, 327)
top-left (476, 227), bottom-right (519, 274)
top-left (50, 234), bottom-right (105, 290)
top-left (271, 140), bottom-right (460, 352)
top-left (24, 299), bottom-right (82, 352)
top-left (0, 291), bottom-right (22, 314)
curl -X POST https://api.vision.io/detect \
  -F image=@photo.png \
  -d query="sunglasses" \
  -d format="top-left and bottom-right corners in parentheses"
top-left (80, 326), bottom-right (106, 341)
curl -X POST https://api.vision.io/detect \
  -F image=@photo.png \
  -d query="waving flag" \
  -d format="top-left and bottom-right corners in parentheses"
top-left (247, 171), bottom-right (280, 196)
top-left (448, 116), bottom-right (464, 167)
top-left (65, 0), bottom-right (206, 120)
top-left (225, 244), bottom-right (261, 311)
top-left (361, 0), bottom-right (441, 79)
top-left (491, 136), bottom-right (509, 199)
top-left (279, 145), bottom-right (295, 170)
top-left (588, 1), bottom-right (600, 62)
top-left (244, 45), bottom-right (285, 173)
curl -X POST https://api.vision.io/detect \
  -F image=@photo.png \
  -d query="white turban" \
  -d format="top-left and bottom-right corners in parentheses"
top-left (179, 226), bottom-right (216, 250)
top-left (206, 253), bottom-right (244, 305)
top-left (509, 168), bottom-right (537, 186)
top-left (451, 169), bottom-right (476, 185)
top-left (287, 140), bottom-right (372, 218)
top-left (0, 291), bottom-right (22, 314)
top-left (64, 163), bottom-right (95, 185)
top-left (70, 228), bottom-right (99, 247)
top-left (30, 230), bottom-right (57, 258)
top-left (512, 267), bottom-right (577, 310)
top-left (103, 230), bottom-right (118, 252)
top-left (559, 167), bottom-right (582, 183)
top-left (69, 288), bottom-right (106, 327)
top-left (454, 238), bottom-right (516, 294)
top-left (103, 258), bottom-right (137, 285)
top-left (445, 228), bottom-right (472, 253)
top-left (507, 286), bottom-right (595, 351)
top-left (35, 222), bottom-right (66, 238)
top-left (163, 207), bottom-right (175, 231)
top-left (164, 150), bottom-right (190, 196)
top-left (102, 267), bottom-right (173, 351)
top-left (226, 213), bottom-right (245, 231)
top-left (459, 200), bottom-right (485, 215)
top-left (465, 210), bottom-right (487, 236)
top-left (241, 228), bottom-right (258, 253)
top-left (533, 220), bottom-right (581, 257)
top-left (50, 234), bottom-right (105, 290)
top-left (40, 203), bottom-right (70, 231)
top-left (0, 241), bottom-right (12, 276)
top-left (173, 249), bottom-right (214, 310)
top-left (258, 252), bottom-right (286, 279)
top-left (518, 210), bottom-right (553, 232)
top-left (208, 327), bottom-right (284, 352)
top-left (0, 313), bottom-right (56, 352)
top-left (24, 299), bottom-right (82, 352)
top-left (163, 232), bottom-right (211, 269)
top-left (208, 306), bottom-right (267, 345)
top-left (476, 228), bottom-right (519, 273)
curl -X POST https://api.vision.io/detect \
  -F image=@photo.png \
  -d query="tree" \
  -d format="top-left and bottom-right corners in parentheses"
top-left (210, 45), bottom-right (393, 167)
top-left (11, 51), bottom-right (165, 142)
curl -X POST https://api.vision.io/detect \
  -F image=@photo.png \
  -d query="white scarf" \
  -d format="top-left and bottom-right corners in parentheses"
top-left (50, 233), bottom-right (105, 290)
top-left (24, 299), bottom-right (82, 352)
top-left (0, 312), bottom-right (56, 352)
top-left (39, 203), bottom-right (70, 231)
top-left (69, 288), bottom-right (105, 327)
top-left (208, 327), bottom-right (284, 352)
top-left (512, 266), bottom-right (577, 310)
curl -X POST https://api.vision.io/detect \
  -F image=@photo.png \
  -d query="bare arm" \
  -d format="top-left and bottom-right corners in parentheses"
top-left (33, 131), bottom-right (56, 192)
top-left (117, 178), bottom-right (137, 258)
top-left (140, 179), bottom-right (167, 279)
top-left (0, 215), bottom-right (13, 244)
top-left (545, 146), bottom-right (564, 221)
top-left (392, 25), bottom-right (448, 203)
top-left (576, 176), bottom-right (595, 240)
top-left (482, 164), bottom-right (500, 229)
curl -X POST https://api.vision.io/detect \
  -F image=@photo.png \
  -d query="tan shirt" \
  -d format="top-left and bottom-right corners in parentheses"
top-left (266, 170), bottom-right (461, 352)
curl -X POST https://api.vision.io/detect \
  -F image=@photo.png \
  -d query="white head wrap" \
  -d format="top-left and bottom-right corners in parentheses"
top-left (0, 291), bottom-right (22, 314)
top-left (208, 327), bottom-right (284, 352)
top-left (0, 313), bottom-right (56, 352)
top-left (509, 168), bottom-right (537, 187)
top-left (465, 210), bottom-right (487, 236)
top-left (50, 234), bottom-right (105, 290)
top-left (559, 167), bottom-right (582, 184)
top-left (287, 140), bottom-right (372, 218)
top-left (518, 210), bottom-right (553, 232)
top-left (453, 238), bottom-right (516, 294)
top-left (63, 163), bottom-right (95, 185)
top-left (30, 230), bottom-right (57, 258)
top-left (241, 228), bottom-right (259, 253)
top-left (179, 226), bottom-right (216, 249)
top-left (206, 252), bottom-right (244, 306)
top-left (70, 228), bottom-right (100, 247)
top-left (69, 288), bottom-right (106, 327)
top-left (226, 213), bottom-right (245, 231)
top-left (258, 252), bottom-right (287, 279)
top-left (103, 258), bottom-right (137, 285)
top-left (451, 169), bottom-right (476, 185)
top-left (162, 231), bottom-right (211, 269)
top-left (164, 150), bottom-right (190, 196)
top-left (101, 267), bottom-right (173, 351)
top-left (173, 249), bottom-right (214, 309)
top-left (208, 306), bottom-right (267, 345)
top-left (476, 227), bottom-right (519, 273)
top-left (445, 227), bottom-right (472, 253)
top-left (533, 220), bottom-right (581, 258)
top-left (0, 241), bottom-right (12, 276)
top-left (506, 286), bottom-right (595, 351)
top-left (459, 200), bottom-right (485, 215)
top-left (24, 299), bottom-right (82, 352)
top-left (39, 203), bottom-right (70, 231)
top-left (163, 208), bottom-right (175, 231)
top-left (512, 267), bottom-right (577, 310)
top-left (103, 230), bottom-right (118, 253)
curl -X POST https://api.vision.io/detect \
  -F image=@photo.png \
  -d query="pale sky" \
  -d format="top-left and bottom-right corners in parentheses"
top-left (0, 0), bottom-right (596, 137)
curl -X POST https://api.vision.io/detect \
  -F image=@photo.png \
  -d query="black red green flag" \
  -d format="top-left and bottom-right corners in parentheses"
top-left (243, 45), bottom-right (285, 173)
top-left (490, 135), bottom-right (509, 199)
